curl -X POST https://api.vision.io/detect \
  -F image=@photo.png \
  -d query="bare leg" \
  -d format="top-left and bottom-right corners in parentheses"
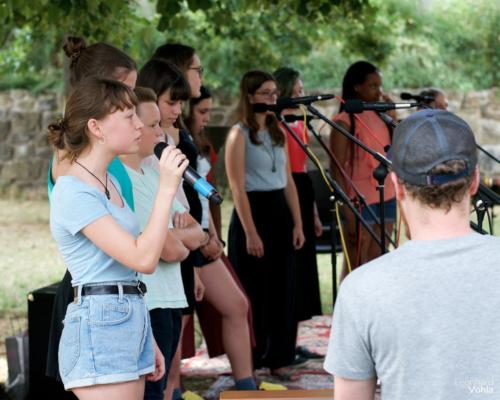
top-left (164, 315), bottom-right (189, 400)
top-left (339, 210), bottom-right (360, 282)
top-left (73, 377), bottom-right (145, 400)
top-left (197, 258), bottom-right (253, 379)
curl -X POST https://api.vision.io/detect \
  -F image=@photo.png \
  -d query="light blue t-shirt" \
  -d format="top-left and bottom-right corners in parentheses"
top-left (50, 175), bottom-right (140, 286)
top-left (126, 164), bottom-right (188, 310)
top-left (47, 156), bottom-right (135, 211)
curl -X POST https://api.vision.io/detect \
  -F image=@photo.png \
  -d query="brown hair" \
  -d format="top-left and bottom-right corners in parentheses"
top-left (48, 78), bottom-right (138, 161)
top-left (134, 86), bottom-right (157, 104)
top-left (235, 70), bottom-right (284, 146)
top-left (402, 160), bottom-right (473, 211)
top-left (185, 86), bottom-right (212, 156)
top-left (63, 36), bottom-right (137, 87)
top-left (152, 43), bottom-right (196, 73)
top-left (137, 59), bottom-right (191, 102)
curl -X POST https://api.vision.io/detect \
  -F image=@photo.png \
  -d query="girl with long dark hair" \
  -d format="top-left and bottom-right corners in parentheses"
top-left (331, 61), bottom-right (396, 279)
top-left (226, 70), bottom-right (305, 370)
top-left (138, 54), bottom-right (256, 398)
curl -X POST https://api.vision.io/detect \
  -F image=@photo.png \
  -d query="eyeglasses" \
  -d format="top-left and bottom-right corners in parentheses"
top-left (254, 89), bottom-right (280, 98)
top-left (188, 66), bottom-right (204, 76)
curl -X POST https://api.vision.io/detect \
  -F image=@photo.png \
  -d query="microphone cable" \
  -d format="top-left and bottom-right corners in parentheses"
top-left (335, 95), bottom-right (400, 251)
top-left (295, 105), bottom-right (354, 273)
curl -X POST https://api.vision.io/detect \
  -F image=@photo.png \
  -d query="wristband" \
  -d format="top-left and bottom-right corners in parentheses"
top-left (200, 231), bottom-right (211, 247)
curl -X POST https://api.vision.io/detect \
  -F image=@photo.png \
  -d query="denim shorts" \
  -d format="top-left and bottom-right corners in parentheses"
top-left (58, 282), bottom-right (155, 390)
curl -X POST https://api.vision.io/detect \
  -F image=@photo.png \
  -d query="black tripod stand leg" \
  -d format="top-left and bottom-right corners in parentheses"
top-left (330, 196), bottom-right (338, 307)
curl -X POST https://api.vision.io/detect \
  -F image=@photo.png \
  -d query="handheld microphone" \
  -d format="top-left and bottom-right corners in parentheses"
top-left (400, 92), bottom-right (435, 102)
top-left (154, 142), bottom-right (223, 205)
top-left (344, 99), bottom-right (419, 114)
top-left (253, 94), bottom-right (335, 114)
top-left (283, 114), bottom-right (317, 123)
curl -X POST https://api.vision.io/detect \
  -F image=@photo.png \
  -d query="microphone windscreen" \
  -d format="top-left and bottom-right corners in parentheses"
top-left (343, 99), bottom-right (364, 114)
top-left (154, 142), bottom-right (168, 159)
top-left (252, 103), bottom-right (269, 113)
top-left (400, 92), bottom-right (413, 100)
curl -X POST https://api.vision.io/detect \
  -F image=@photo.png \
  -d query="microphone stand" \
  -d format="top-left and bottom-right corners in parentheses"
top-left (418, 104), bottom-right (500, 166)
top-left (276, 115), bottom-right (389, 305)
top-left (305, 118), bottom-right (396, 248)
top-left (306, 104), bottom-right (393, 254)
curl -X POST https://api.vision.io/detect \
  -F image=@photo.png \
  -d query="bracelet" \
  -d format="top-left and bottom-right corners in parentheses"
top-left (200, 231), bottom-right (211, 247)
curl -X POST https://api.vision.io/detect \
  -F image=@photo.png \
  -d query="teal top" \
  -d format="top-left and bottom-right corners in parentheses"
top-left (47, 157), bottom-right (135, 211)
top-left (108, 158), bottom-right (135, 210)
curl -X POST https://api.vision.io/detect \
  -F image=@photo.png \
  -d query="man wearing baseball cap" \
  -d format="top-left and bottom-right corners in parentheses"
top-left (324, 110), bottom-right (500, 399)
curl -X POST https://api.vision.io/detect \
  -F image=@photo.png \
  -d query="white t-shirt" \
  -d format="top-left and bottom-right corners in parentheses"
top-left (126, 164), bottom-right (187, 310)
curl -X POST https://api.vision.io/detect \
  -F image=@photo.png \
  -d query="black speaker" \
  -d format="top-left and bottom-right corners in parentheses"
top-left (27, 283), bottom-right (76, 399)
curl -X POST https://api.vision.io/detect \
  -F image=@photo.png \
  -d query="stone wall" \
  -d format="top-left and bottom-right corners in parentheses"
top-left (0, 88), bottom-right (499, 198)
top-left (0, 90), bottom-right (63, 198)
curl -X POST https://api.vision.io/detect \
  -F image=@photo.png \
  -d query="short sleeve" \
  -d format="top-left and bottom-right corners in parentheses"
top-left (52, 182), bottom-right (110, 236)
top-left (324, 281), bottom-right (376, 380)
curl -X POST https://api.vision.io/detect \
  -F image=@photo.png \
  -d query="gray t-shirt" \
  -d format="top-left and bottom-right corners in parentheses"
top-left (235, 123), bottom-right (287, 192)
top-left (324, 233), bottom-right (500, 399)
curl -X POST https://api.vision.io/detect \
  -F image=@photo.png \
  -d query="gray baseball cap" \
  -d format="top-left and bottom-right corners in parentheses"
top-left (391, 109), bottom-right (477, 186)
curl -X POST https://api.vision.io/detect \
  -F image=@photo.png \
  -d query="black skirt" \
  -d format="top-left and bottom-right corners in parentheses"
top-left (228, 189), bottom-right (298, 369)
top-left (292, 172), bottom-right (322, 321)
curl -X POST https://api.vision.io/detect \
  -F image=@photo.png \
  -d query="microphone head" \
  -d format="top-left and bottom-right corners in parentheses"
top-left (401, 92), bottom-right (435, 102)
top-left (400, 92), bottom-right (413, 100)
top-left (252, 103), bottom-right (271, 113)
top-left (316, 94), bottom-right (335, 101)
top-left (154, 142), bottom-right (168, 159)
top-left (343, 99), bottom-right (364, 114)
top-left (210, 193), bottom-right (224, 205)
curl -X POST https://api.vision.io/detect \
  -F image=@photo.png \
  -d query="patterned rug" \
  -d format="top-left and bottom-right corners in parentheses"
top-left (180, 316), bottom-right (334, 400)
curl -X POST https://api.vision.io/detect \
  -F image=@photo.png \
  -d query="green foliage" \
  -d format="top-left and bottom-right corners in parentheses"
top-left (0, 0), bottom-right (498, 94)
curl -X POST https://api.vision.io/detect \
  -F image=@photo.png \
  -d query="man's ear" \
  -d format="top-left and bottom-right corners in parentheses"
top-left (470, 165), bottom-right (480, 195)
top-left (390, 172), bottom-right (405, 201)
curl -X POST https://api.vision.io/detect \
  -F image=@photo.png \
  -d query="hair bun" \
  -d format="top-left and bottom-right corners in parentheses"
top-left (47, 118), bottom-right (67, 150)
top-left (63, 37), bottom-right (87, 66)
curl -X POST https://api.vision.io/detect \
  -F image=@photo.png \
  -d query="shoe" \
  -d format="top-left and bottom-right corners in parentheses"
top-left (296, 346), bottom-right (323, 359)
top-left (259, 381), bottom-right (287, 391)
top-left (182, 390), bottom-right (204, 400)
top-left (290, 353), bottom-right (309, 366)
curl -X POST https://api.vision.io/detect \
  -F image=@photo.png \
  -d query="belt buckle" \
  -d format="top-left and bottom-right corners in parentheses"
top-left (137, 281), bottom-right (146, 296)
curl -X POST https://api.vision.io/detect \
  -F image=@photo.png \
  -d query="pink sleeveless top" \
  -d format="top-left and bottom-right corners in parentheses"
top-left (333, 110), bottom-right (395, 205)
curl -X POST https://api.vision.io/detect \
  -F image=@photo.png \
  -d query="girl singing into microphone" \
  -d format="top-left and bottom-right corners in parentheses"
top-left (48, 77), bottom-right (188, 398)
